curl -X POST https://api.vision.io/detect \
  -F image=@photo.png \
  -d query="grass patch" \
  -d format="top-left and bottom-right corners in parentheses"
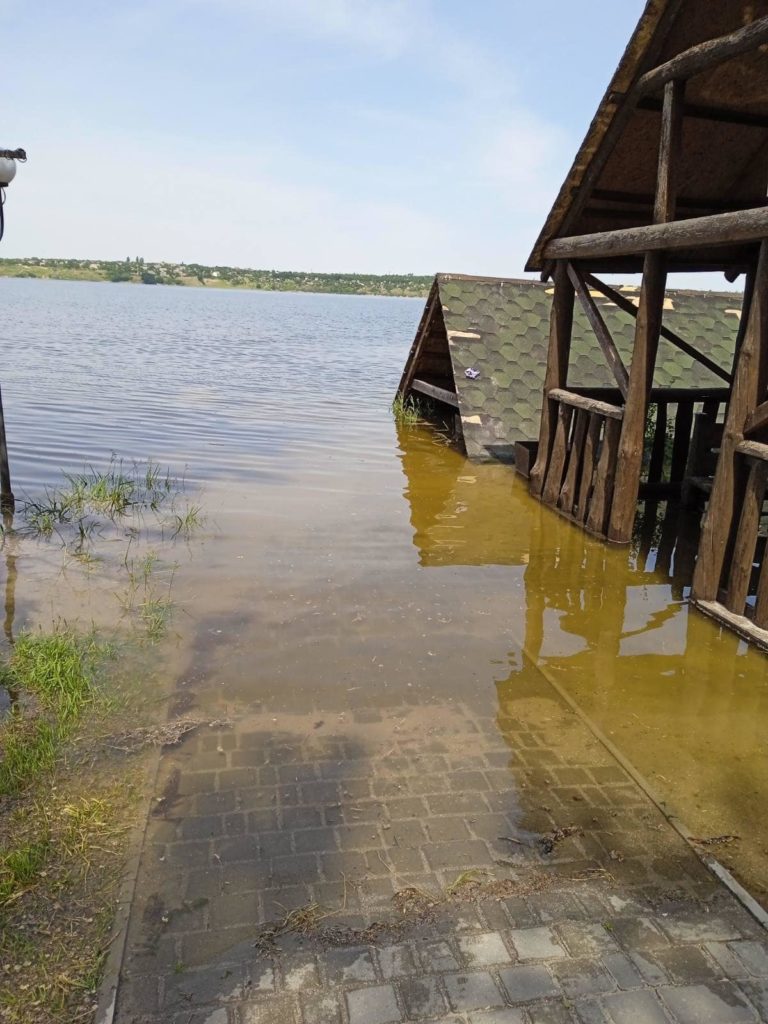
top-left (0, 630), bottom-right (110, 797)
top-left (18, 455), bottom-right (203, 547)
top-left (391, 392), bottom-right (424, 426)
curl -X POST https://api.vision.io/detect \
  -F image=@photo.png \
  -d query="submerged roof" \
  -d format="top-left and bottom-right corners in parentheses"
top-left (402, 273), bottom-right (737, 460)
top-left (527, 0), bottom-right (768, 273)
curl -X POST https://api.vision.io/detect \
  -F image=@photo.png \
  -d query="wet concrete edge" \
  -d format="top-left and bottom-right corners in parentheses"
top-left (95, 745), bottom-right (165, 1024)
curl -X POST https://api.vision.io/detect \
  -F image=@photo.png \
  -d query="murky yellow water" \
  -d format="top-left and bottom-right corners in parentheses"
top-left (2, 280), bottom-right (767, 902)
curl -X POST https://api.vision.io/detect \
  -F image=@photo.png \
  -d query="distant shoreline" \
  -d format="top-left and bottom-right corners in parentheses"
top-left (0, 258), bottom-right (432, 299)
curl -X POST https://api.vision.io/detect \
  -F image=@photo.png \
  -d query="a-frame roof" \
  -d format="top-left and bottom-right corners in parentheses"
top-left (527, 0), bottom-right (768, 273)
top-left (401, 274), bottom-right (736, 460)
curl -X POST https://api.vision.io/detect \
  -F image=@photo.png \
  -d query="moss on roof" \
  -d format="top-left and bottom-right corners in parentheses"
top-left (430, 274), bottom-right (736, 460)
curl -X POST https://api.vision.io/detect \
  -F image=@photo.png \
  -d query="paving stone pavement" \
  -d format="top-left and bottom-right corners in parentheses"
top-left (113, 683), bottom-right (768, 1024)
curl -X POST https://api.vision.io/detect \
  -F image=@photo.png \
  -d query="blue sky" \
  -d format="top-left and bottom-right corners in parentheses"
top-left (4, 2), bottom-right (649, 275)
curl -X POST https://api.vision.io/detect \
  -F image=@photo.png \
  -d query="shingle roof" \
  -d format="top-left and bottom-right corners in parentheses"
top-left (429, 274), bottom-right (737, 460)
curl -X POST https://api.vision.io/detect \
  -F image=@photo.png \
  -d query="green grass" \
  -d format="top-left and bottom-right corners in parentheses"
top-left (0, 839), bottom-right (51, 906)
top-left (0, 630), bottom-right (110, 796)
top-left (391, 393), bottom-right (424, 425)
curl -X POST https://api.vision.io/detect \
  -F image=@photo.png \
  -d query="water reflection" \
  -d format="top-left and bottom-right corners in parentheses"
top-left (0, 505), bottom-right (18, 713)
top-left (397, 425), bottom-right (768, 900)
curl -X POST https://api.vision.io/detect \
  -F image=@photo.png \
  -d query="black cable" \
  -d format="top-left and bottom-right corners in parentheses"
top-left (0, 188), bottom-right (5, 243)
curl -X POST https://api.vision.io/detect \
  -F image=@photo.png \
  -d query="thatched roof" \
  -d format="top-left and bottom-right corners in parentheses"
top-left (400, 274), bottom-right (736, 460)
top-left (527, 0), bottom-right (768, 273)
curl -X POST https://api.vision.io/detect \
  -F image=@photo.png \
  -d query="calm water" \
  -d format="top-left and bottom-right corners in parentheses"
top-left (3, 277), bottom-right (768, 900)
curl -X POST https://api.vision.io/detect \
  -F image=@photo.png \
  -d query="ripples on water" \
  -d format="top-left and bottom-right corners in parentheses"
top-left (5, 277), bottom-right (768, 904)
top-left (1, 278), bottom-right (421, 492)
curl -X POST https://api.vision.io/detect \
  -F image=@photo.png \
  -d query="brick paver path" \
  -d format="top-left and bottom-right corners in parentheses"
top-left (114, 683), bottom-right (768, 1024)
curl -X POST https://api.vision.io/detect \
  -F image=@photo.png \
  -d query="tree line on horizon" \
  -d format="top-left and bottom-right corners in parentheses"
top-left (0, 256), bottom-right (433, 297)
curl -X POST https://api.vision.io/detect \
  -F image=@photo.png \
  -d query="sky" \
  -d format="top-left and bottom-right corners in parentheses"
top-left (1, 1), bottom-right (713, 281)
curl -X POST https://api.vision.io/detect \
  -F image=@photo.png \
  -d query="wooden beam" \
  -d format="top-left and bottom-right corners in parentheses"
top-left (544, 206), bottom-right (768, 262)
top-left (542, 404), bottom-right (573, 506)
top-left (530, 262), bottom-right (575, 496)
top-left (654, 79), bottom-right (685, 224)
top-left (591, 189), bottom-right (768, 213)
top-left (725, 458), bottom-right (768, 614)
top-left (736, 439), bottom-right (768, 462)
top-left (648, 401), bottom-right (668, 483)
top-left (567, 263), bottom-right (629, 398)
top-left (637, 95), bottom-right (768, 129)
top-left (577, 414), bottom-right (601, 521)
top-left (637, 16), bottom-right (768, 96)
top-left (410, 379), bottom-right (459, 409)
top-left (558, 408), bottom-right (588, 514)
top-left (547, 388), bottom-right (623, 420)
top-left (586, 417), bottom-right (622, 536)
top-left (583, 272), bottom-right (733, 384)
top-left (608, 253), bottom-right (668, 542)
top-left (744, 399), bottom-right (768, 437)
top-left (692, 240), bottom-right (768, 601)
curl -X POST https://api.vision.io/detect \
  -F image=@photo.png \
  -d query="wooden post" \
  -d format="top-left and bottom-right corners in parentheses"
top-left (530, 262), bottom-right (574, 496)
top-left (725, 458), bottom-right (768, 614)
top-left (607, 253), bottom-right (667, 542)
top-left (607, 80), bottom-right (681, 543)
top-left (0, 385), bottom-right (13, 512)
top-left (647, 400), bottom-right (668, 483)
top-left (692, 240), bottom-right (768, 601)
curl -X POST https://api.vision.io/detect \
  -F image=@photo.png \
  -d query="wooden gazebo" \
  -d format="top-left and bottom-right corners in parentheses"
top-left (527, 0), bottom-right (768, 647)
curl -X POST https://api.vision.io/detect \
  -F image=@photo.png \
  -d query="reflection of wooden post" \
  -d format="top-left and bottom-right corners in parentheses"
top-left (0, 385), bottom-right (13, 512)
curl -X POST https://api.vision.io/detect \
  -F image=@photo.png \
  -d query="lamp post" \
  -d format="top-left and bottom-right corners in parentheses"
top-left (0, 147), bottom-right (26, 513)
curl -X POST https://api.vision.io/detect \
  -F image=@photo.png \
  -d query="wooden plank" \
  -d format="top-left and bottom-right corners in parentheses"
top-left (530, 262), bottom-right (574, 496)
top-left (558, 409), bottom-right (588, 514)
top-left (567, 263), bottom-right (629, 397)
top-left (648, 400), bottom-right (668, 483)
top-left (542, 403), bottom-right (573, 506)
top-left (637, 95), bottom-right (768, 130)
top-left (654, 79), bottom-right (684, 224)
top-left (586, 417), bottom-right (621, 537)
top-left (736, 440), bottom-right (768, 462)
top-left (544, 206), bottom-right (768, 262)
top-left (397, 280), bottom-right (440, 395)
top-left (725, 459), bottom-right (768, 614)
top-left (694, 599), bottom-right (768, 652)
top-left (547, 388), bottom-right (623, 419)
top-left (410, 379), bottom-right (459, 409)
top-left (637, 16), bottom-right (768, 96)
top-left (584, 273), bottom-right (732, 384)
top-left (608, 253), bottom-right (668, 543)
top-left (744, 399), bottom-right (768, 437)
top-left (693, 240), bottom-right (768, 601)
top-left (669, 400), bottom-right (694, 481)
top-left (577, 414), bottom-right (601, 522)
top-left (592, 187), bottom-right (768, 212)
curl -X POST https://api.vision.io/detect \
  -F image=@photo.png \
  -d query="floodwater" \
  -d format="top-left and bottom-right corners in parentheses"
top-left (2, 277), bottom-right (768, 901)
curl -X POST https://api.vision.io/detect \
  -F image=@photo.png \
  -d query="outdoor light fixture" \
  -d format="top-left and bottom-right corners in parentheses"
top-left (0, 148), bottom-right (27, 242)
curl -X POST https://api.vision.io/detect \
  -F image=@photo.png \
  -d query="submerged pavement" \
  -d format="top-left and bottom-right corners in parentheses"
top-left (112, 666), bottom-right (768, 1024)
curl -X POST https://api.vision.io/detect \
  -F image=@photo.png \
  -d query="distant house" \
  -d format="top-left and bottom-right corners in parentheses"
top-left (398, 274), bottom-right (735, 462)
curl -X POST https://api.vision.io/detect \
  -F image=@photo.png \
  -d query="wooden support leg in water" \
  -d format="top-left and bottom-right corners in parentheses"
top-left (530, 263), bottom-right (575, 496)
top-left (692, 240), bottom-right (768, 602)
top-left (0, 385), bottom-right (14, 513)
top-left (607, 253), bottom-right (667, 542)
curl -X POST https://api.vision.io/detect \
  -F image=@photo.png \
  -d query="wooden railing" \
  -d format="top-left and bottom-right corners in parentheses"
top-left (537, 388), bottom-right (624, 537)
top-left (534, 386), bottom-right (729, 540)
